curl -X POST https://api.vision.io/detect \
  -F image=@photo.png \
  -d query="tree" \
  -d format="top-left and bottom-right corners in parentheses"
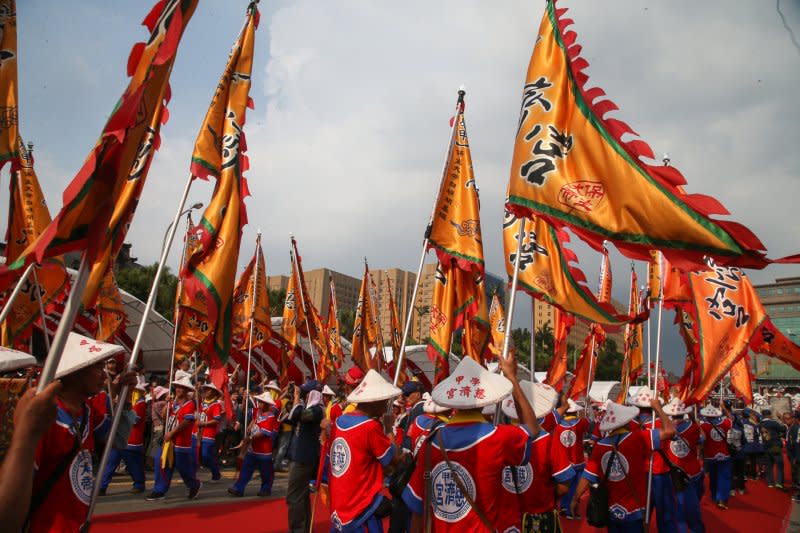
top-left (338, 308), bottom-right (355, 340)
top-left (594, 338), bottom-right (624, 381)
top-left (268, 288), bottom-right (286, 317)
top-left (116, 264), bottom-right (178, 319)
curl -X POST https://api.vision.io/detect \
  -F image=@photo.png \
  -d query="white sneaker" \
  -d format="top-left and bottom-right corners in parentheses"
top-left (730, 490), bottom-right (736, 496)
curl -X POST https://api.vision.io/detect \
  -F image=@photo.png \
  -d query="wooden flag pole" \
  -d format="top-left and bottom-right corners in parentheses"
top-left (83, 175), bottom-right (195, 531)
top-left (291, 241), bottom-right (318, 380)
top-left (243, 232), bottom-right (262, 431)
top-left (392, 88), bottom-right (464, 386)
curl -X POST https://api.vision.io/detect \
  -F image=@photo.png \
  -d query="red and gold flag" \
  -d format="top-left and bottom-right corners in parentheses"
top-left (751, 318), bottom-right (800, 372)
top-left (282, 254), bottom-right (304, 349)
top-left (597, 247), bottom-right (612, 304)
top-left (505, 1), bottom-right (779, 269)
top-left (1, 140), bottom-right (68, 347)
top-left (291, 238), bottom-right (329, 368)
top-left (352, 263), bottom-right (384, 372)
top-left (729, 354), bottom-right (754, 404)
top-left (647, 251), bottom-right (662, 306)
top-left (662, 256), bottom-right (692, 309)
top-left (384, 277), bottom-right (409, 385)
top-left (231, 238), bottom-right (270, 351)
top-left (683, 260), bottom-right (765, 404)
top-left (486, 294), bottom-right (508, 359)
top-left (179, 4), bottom-right (257, 367)
top-left (0, 0), bottom-right (18, 168)
top-left (95, 268), bottom-right (126, 342)
top-left (1, 0), bottom-right (198, 290)
top-left (323, 280), bottom-right (344, 380)
top-left (544, 306), bottom-right (574, 390)
top-left (617, 267), bottom-right (644, 402)
top-left (569, 323), bottom-right (605, 400)
top-left (461, 274), bottom-right (491, 364)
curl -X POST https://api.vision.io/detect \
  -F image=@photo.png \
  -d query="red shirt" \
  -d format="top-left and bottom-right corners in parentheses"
top-left (250, 411), bottom-right (279, 455)
top-left (407, 413), bottom-right (441, 454)
top-left (497, 430), bottom-right (556, 531)
top-left (127, 398), bottom-right (147, 448)
top-left (201, 400), bottom-right (223, 441)
top-left (583, 429), bottom-right (660, 522)
top-left (402, 412), bottom-right (533, 532)
top-left (540, 410), bottom-right (558, 433)
top-left (30, 398), bottom-right (108, 533)
top-left (167, 399), bottom-right (196, 450)
top-left (664, 420), bottom-right (703, 477)
top-left (551, 415), bottom-right (589, 482)
top-left (701, 418), bottom-right (732, 460)
top-left (329, 413), bottom-right (395, 529)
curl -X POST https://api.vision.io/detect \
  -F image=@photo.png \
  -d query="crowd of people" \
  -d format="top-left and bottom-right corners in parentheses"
top-left (2, 334), bottom-right (800, 533)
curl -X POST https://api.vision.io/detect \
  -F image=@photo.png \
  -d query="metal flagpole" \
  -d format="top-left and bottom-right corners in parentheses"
top-left (243, 232), bottom-right (261, 431)
top-left (646, 285), bottom-right (652, 390)
top-left (365, 259), bottom-right (388, 370)
top-left (291, 241), bottom-right (318, 380)
top-left (584, 244), bottom-right (608, 412)
top-left (83, 175), bottom-right (195, 531)
top-left (645, 251), bottom-right (665, 528)
top-left (493, 218), bottom-right (527, 425)
top-left (393, 88), bottom-right (464, 386)
top-left (530, 297), bottom-right (536, 382)
top-left (0, 262), bottom-right (36, 326)
top-left (31, 267), bottom-right (51, 353)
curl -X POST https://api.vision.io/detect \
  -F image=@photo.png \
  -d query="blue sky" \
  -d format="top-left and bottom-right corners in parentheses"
top-left (11, 0), bottom-right (800, 373)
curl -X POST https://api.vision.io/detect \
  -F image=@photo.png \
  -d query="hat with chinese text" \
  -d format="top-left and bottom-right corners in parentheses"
top-left (153, 386), bottom-right (169, 400)
top-left (432, 357), bottom-right (512, 410)
top-left (501, 381), bottom-right (558, 420)
top-left (700, 405), bottom-right (722, 418)
top-left (55, 333), bottom-right (127, 379)
top-left (347, 369), bottom-right (402, 403)
top-left (423, 392), bottom-right (449, 414)
top-left (599, 401), bottom-right (640, 433)
top-left (134, 375), bottom-right (148, 392)
top-left (628, 388), bottom-right (655, 408)
top-left (663, 397), bottom-right (691, 416)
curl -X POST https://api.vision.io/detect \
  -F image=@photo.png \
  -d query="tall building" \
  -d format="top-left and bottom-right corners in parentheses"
top-left (369, 268), bottom-right (417, 344)
top-left (753, 277), bottom-right (800, 386)
top-left (266, 269), bottom-right (362, 316)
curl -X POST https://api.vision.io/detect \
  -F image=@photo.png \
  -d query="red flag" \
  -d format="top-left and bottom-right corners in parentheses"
top-left (544, 306), bottom-right (574, 390)
top-left (569, 323), bottom-right (605, 400)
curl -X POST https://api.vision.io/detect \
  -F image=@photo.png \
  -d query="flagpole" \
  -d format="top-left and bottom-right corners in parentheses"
top-left (0, 262), bottom-right (36, 327)
top-left (493, 217), bottom-right (527, 425)
top-left (31, 266), bottom-right (51, 353)
top-left (646, 290), bottom-right (652, 390)
top-left (365, 259), bottom-right (388, 370)
top-left (530, 297), bottom-right (536, 382)
top-left (83, 175), bottom-right (195, 531)
top-left (584, 244), bottom-right (608, 412)
top-left (243, 232), bottom-right (261, 431)
top-left (291, 241), bottom-right (318, 380)
top-left (645, 251), bottom-right (665, 528)
top-left (393, 87), bottom-right (464, 386)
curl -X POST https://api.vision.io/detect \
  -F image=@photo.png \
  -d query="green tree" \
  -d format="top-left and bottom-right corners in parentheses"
top-left (594, 338), bottom-right (624, 381)
top-left (338, 308), bottom-right (356, 340)
top-left (116, 264), bottom-right (178, 319)
top-left (269, 288), bottom-right (286, 317)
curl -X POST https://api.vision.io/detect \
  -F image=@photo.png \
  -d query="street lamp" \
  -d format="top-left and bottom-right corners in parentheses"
top-left (161, 202), bottom-right (203, 252)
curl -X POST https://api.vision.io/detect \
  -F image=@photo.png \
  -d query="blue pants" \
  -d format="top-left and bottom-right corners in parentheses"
top-left (560, 464), bottom-right (584, 512)
top-left (153, 447), bottom-right (200, 494)
top-left (705, 459), bottom-right (732, 504)
top-left (608, 519), bottom-right (645, 533)
top-left (676, 475), bottom-right (705, 533)
top-left (232, 453), bottom-right (274, 495)
top-left (651, 472), bottom-right (685, 533)
top-left (200, 439), bottom-right (221, 480)
top-left (100, 447), bottom-right (145, 491)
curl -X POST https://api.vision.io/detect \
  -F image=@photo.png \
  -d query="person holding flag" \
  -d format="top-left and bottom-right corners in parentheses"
top-left (198, 383), bottom-right (224, 483)
top-left (228, 391), bottom-right (278, 497)
top-left (98, 378), bottom-right (148, 495)
top-left (662, 397), bottom-right (705, 533)
top-left (699, 404), bottom-right (733, 509)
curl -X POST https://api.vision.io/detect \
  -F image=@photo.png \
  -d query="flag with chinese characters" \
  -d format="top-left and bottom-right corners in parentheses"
top-left (662, 256), bottom-right (692, 309)
top-left (1, 140), bottom-right (69, 347)
top-left (544, 306), bottom-right (574, 390)
top-left (676, 347), bottom-right (699, 402)
top-left (231, 239), bottom-right (270, 352)
top-left (729, 354), bottom-right (753, 404)
top-left (597, 247), bottom-right (612, 304)
top-left (504, 1), bottom-right (779, 269)
top-left (180, 4), bottom-right (257, 367)
top-left (351, 263), bottom-right (384, 372)
top-left (647, 251), bottom-right (661, 305)
top-left (617, 267), bottom-right (644, 402)
top-left (95, 268), bottom-right (126, 342)
top-left (385, 277), bottom-right (408, 385)
top-left (281, 254), bottom-right (304, 349)
top-left (291, 238), bottom-right (329, 367)
top-left (486, 294), bottom-right (508, 359)
top-left (0, 0), bottom-right (198, 291)
top-left (324, 280), bottom-right (344, 379)
top-left (0, 0), bottom-right (18, 168)
top-left (751, 318), bottom-right (800, 372)
top-left (428, 92), bottom-right (484, 274)
top-left (683, 260), bottom-right (765, 404)
top-left (569, 323), bottom-right (605, 400)
top-left (461, 274), bottom-right (491, 364)
top-left (503, 210), bottom-right (639, 326)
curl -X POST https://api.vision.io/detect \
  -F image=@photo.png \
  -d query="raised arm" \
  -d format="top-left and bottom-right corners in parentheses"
top-left (499, 348), bottom-right (540, 438)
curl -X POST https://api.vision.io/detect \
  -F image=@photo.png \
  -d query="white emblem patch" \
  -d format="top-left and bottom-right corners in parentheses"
top-left (70, 449), bottom-right (94, 505)
top-left (330, 437), bottom-right (351, 477)
top-left (431, 460), bottom-right (476, 522)
top-left (600, 451), bottom-right (629, 483)
top-left (710, 428), bottom-right (725, 442)
top-left (501, 464), bottom-right (534, 494)
top-left (670, 437), bottom-right (690, 459)
top-left (560, 429), bottom-right (577, 447)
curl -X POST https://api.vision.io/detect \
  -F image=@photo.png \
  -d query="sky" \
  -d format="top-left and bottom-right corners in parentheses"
top-left (10, 0), bottom-right (800, 373)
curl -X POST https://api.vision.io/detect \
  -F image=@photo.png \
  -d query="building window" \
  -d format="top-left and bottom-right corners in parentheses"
top-left (779, 306), bottom-right (785, 313)
top-left (770, 288), bottom-right (776, 296)
top-left (778, 288), bottom-right (784, 295)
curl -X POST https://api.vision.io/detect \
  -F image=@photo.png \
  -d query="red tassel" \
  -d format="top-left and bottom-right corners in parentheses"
top-left (142, 0), bottom-right (167, 32)
top-left (592, 99), bottom-right (619, 118)
top-left (571, 57), bottom-right (589, 72)
top-left (567, 44), bottom-right (583, 59)
top-left (127, 43), bottom-right (145, 77)
top-left (555, 7), bottom-right (569, 18)
top-left (583, 87), bottom-right (605, 104)
top-left (604, 118), bottom-right (638, 138)
top-left (717, 220), bottom-right (767, 251)
top-left (153, 133), bottom-right (162, 150)
top-left (562, 30), bottom-right (577, 46)
top-left (562, 248), bottom-right (578, 263)
top-left (247, 97), bottom-right (255, 110)
top-left (625, 139), bottom-right (654, 160)
top-left (557, 18), bottom-right (575, 32)
top-left (683, 194), bottom-right (730, 216)
top-left (160, 106), bottom-right (169, 125)
top-left (649, 164), bottom-right (687, 187)
top-left (164, 83), bottom-right (172, 104)
top-left (154, 4), bottom-right (182, 66)
top-left (574, 71), bottom-right (589, 87)
top-left (240, 154), bottom-right (250, 173)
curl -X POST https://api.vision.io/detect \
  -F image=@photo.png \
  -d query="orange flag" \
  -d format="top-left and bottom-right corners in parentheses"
top-left (0, 0), bottom-right (18, 168)
top-left (384, 277), bottom-right (409, 386)
top-left (569, 323), bottom-right (605, 400)
top-left (486, 294), bottom-right (508, 359)
top-left (505, 1), bottom-right (777, 269)
top-left (95, 269), bottom-right (126, 342)
top-left (597, 247), bottom-right (612, 304)
top-left (729, 354), bottom-right (753, 404)
top-left (461, 273), bottom-right (491, 364)
top-left (617, 266), bottom-right (644, 402)
top-left (662, 256), bottom-right (692, 308)
top-left (1, 0), bottom-right (198, 290)
top-left (684, 260), bottom-right (766, 404)
top-left (2, 140), bottom-right (69, 347)
top-left (503, 210), bottom-right (638, 327)
top-left (291, 238), bottom-right (329, 366)
top-left (282, 254), bottom-right (304, 349)
top-left (352, 263), bottom-right (383, 372)
top-left (180, 4), bottom-right (257, 366)
top-left (751, 318), bottom-right (800, 372)
top-left (544, 306), bottom-right (574, 390)
top-left (231, 238), bottom-right (271, 352)
top-left (323, 280), bottom-right (344, 380)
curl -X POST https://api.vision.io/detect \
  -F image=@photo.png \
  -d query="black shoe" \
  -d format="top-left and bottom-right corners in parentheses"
top-left (130, 487), bottom-right (144, 494)
top-left (228, 488), bottom-right (243, 497)
top-left (145, 492), bottom-right (165, 501)
top-left (98, 488), bottom-right (107, 496)
top-left (257, 491), bottom-right (271, 497)
top-left (188, 482), bottom-right (202, 500)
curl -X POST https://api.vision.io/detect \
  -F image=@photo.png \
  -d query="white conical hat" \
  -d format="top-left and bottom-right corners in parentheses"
top-left (265, 380), bottom-right (281, 392)
top-left (423, 392), bottom-right (449, 414)
top-left (322, 385), bottom-right (336, 396)
top-left (567, 398), bottom-right (585, 414)
top-left (172, 375), bottom-right (195, 391)
top-left (432, 357), bottom-right (512, 409)
top-left (700, 405), bottom-right (722, 418)
top-left (500, 381), bottom-right (558, 420)
top-left (201, 382), bottom-right (222, 395)
top-left (134, 375), bottom-right (148, 392)
top-left (347, 369), bottom-right (401, 403)
top-left (0, 346), bottom-right (37, 373)
top-left (481, 402), bottom-right (499, 417)
top-left (253, 391), bottom-right (275, 405)
top-left (55, 333), bottom-right (126, 379)
top-left (663, 397), bottom-right (691, 416)
top-left (628, 388), bottom-right (655, 408)
top-left (599, 401), bottom-right (640, 432)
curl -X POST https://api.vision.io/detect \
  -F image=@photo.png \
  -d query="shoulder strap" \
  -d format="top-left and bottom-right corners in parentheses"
top-left (436, 430), bottom-right (495, 532)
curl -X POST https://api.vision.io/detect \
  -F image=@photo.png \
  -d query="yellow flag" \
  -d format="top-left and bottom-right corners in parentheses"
top-left (617, 267), bottom-right (644, 402)
top-left (351, 263), bottom-right (384, 372)
top-left (486, 294), bottom-right (508, 359)
top-left (232, 238), bottom-right (271, 351)
top-left (96, 268), bottom-right (126, 342)
top-left (0, 0), bottom-right (18, 167)
top-left (282, 255), bottom-right (304, 349)
top-left (326, 280), bottom-right (344, 368)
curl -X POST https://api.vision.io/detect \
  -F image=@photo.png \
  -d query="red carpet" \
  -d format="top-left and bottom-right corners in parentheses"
top-left (95, 473), bottom-right (793, 533)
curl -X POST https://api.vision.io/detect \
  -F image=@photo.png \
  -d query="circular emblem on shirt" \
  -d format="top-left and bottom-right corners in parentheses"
top-left (670, 437), bottom-right (690, 459)
top-left (710, 429), bottom-right (724, 442)
top-left (501, 464), bottom-right (534, 494)
top-left (600, 451), bottom-right (629, 483)
top-left (560, 429), bottom-right (577, 448)
top-left (200, 412), bottom-right (207, 424)
top-left (609, 503), bottom-right (628, 520)
top-left (70, 449), bottom-right (94, 505)
top-left (431, 460), bottom-right (476, 522)
top-left (330, 437), bottom-right (351, 478)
